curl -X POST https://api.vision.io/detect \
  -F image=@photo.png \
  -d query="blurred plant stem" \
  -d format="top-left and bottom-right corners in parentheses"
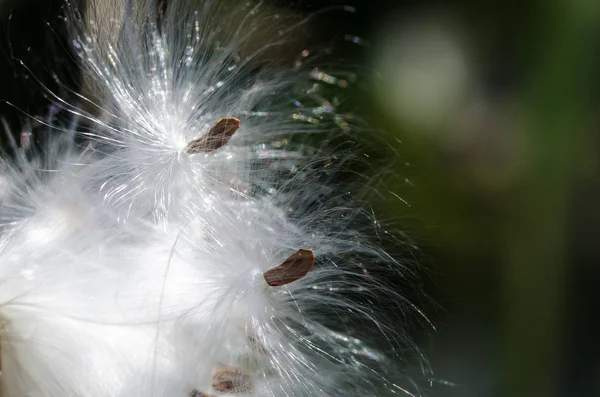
top-left (501, 1), bottom-right (599, 396)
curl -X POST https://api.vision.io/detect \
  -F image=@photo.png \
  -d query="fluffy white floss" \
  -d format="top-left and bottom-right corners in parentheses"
top-left (0, 1), bottom-right (428, 396)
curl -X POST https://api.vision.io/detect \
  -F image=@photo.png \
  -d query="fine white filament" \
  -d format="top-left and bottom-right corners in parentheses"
top-left (0, 1), bottom-right (429, 396)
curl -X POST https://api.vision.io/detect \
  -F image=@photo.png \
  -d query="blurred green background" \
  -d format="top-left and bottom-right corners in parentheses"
top-left (1, 0), bottom-right (599, 396)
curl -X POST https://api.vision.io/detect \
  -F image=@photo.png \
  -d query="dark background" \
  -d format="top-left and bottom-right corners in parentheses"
top-left (1, 1), bottom-right (599, 396)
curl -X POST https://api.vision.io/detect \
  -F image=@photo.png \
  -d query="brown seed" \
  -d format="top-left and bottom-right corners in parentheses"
top-left (263, 249), bottom-right (315, 287)
top-left (186, 118), bottom-right (241, 154)
top-left (211, 366), bottom-right (253, 393)
top-left (188, 390), bottom-right (215, 397)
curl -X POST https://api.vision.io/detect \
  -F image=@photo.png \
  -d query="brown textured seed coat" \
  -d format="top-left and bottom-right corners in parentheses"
top-left (211, 366), bottom-right (253, 393)
top-left (263, 249), bottom-right (315, 287)
top-left (186, 118), bottom-right (241, 154)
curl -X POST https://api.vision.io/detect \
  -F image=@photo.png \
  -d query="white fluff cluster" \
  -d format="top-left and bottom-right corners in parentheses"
top-left (0, 1), bottom-right (428, 396)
